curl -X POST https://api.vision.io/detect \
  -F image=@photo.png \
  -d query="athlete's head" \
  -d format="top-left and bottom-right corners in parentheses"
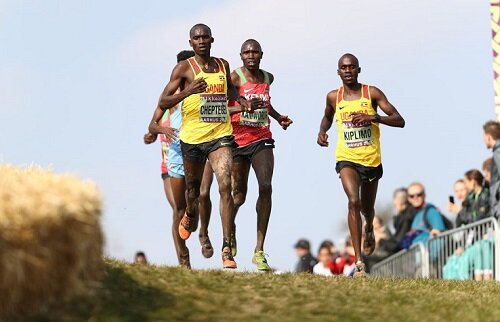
top-left (177, 50), bottom-right (195, 63)
top-left (407, 182), bottom-right (426, 208)
top-left (337, 53), bottom-right (360, 85)
top-left (483, 120), bottom-right (500, 149)
top-left (240, 39), bottom-right (263, 70)
top-left (189, 24), bottom-right (213, 56)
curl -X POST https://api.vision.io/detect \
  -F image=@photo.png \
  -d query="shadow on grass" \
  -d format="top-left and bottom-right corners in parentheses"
top-left (22, 264), bottom-right (175, 322)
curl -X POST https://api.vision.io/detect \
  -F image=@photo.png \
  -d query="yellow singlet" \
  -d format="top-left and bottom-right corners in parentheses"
top-left (334, 84), bottom-right (381, 167)
top-left (179, 57), bottom-right (232, 144)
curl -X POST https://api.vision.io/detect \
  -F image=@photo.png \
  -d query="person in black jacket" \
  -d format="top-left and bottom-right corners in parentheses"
top-left (294, 239), bottom-right (317, 273)
top-left (483, 120), bottom-right (500, 218)
top-left (456, 169), bottom-right (490, 227)
top-left (380, 188), bottom-right (416, 254)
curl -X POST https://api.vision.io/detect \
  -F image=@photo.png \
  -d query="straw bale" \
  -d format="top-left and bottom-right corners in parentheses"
top-left (0, 165), bottom-right (103, 317)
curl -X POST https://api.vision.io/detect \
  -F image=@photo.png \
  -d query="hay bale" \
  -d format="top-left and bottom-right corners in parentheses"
top-left (0, 165), bottom-right (103, 317)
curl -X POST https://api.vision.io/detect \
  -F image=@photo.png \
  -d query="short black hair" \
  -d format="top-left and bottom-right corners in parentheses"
top-left (240, 39), bottom-right (262, 53)
top-left (135, 251), bottom-right (146, 258)
top-left (189, 23), bottom-right (211, 38)
top-left (177, 50), bottom-right (195, 63)
top-left (338, 53), bottom-right (359, 68)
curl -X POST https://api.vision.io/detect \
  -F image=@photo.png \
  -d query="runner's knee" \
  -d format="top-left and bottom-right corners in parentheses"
top-left (258, 181), bottom-right (272, 196)
top-left (199, 187), bottom-right (211, 204)
top-left (218, 177), bottom-right (232, 196)
top-left (233, 190), bottom-right (247, 207)
top-left (348, 197), bottom-right (361, 213)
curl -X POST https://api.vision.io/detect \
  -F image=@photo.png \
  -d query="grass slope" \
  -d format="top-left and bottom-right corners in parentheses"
top-left (22, 259), bottom-right (500, 322)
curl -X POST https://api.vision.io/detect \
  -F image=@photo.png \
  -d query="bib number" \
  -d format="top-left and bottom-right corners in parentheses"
top-left (200, 94), bottom-right (228, 123)
top-left (239, 108), bottom-right (269, 127)
top-left (342, 121), bottom-right (373, 148)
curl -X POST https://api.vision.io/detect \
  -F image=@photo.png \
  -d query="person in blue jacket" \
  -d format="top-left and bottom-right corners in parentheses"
top-left (407, 182), bottom-right (445, 245)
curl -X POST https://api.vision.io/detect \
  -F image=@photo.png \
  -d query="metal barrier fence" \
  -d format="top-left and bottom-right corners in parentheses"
top-left (371, 243), bottom-right (428, 278)
top-left (428, 217), bottom-right (499, 280)
top-left (371, 217), bottom-right (500, 280)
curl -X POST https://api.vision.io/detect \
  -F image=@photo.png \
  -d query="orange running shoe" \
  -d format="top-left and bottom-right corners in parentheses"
top-left (178, 213), bottom-right (194, 240)
top-left (222, 246), bottom-right (237, 269)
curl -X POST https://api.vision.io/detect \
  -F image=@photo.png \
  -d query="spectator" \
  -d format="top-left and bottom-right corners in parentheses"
top-left (483, 120), bottom-right (500, 218)
top-left (330, 237), bottom-right (356, 276)
top-left (294, 239), bottom-right (317, 273)
top-left (483, 158), bottom-right (492, 188)
top-left (134, 251), bottom-right (148, 265)
top-left (443, 171), bottom-right (493, 281)
top-left (319, 239), bottom-right (339, 259)
top-left (447, 179), bottom-right (468, 216)
top-left (456, 170), bottom-right (490, 227)
top-left (408, 182), bottom-right (445, 246)
top-left (313, 243), bottom-right (334, 276)
top-left (382, 187), bottom-right (416, 254)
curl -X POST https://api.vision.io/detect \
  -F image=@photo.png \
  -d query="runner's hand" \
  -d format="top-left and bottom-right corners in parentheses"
top-left (157, 126), bottom-right (178, 144)
top-left (278, 115), bottom-right (293, 130)
top-left (185, 78), bottom-right (207, 96)
top-left (350, 112), bottom-right (373, 126)
top-left (240, 97), bottom-right (264, 113)
top-left (144, 132), bottom-right (157, 144)
top-left (317, 132), bottom-right (329, 147)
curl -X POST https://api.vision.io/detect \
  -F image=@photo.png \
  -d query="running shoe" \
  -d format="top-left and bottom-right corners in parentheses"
top-left (179, 213), bottom-right (195, 240)
top-left (222, 246), bottom-right (237, 269)
top-left (353, 261), bottom-right (366, 278)
top-left (199, 235), bottom-right (214, 258)
top-left (363, 229), bottom-right (376, 256)
top-left (252, 251), bottom-right (272, 272)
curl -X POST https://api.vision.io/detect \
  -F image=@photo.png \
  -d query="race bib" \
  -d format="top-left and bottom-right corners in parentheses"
top-left (239, 108), bottom-right (269, 127)
top-left (199, 94), bottom-right (228, 123)
top-left (342, 121), bottom-right (373, 148)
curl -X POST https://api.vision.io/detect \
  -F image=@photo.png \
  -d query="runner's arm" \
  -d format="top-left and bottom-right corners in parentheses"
top-left (147, 62), bottom-right (200, 142)
top-left (317, 91), bottom-right (336, 147)
top-left (228, 70), bottom-right (245, 114)
top-left (267, 73), bottom-right (292, 129)
top-left (370, 86), bottom-right (405, 128)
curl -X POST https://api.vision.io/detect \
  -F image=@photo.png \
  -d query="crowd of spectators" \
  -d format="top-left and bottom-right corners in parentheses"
top-left (297, 120), bottom-right (500, 279)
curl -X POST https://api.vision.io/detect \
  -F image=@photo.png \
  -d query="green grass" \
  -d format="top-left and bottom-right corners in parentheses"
top-left (17, 259), bottom-right (500, 322)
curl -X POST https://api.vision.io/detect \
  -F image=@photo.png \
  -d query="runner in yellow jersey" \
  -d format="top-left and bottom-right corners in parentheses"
top-left (149, 24), bottom-right (261, 269)
top-left (317, 53), bottom-right (405, 277)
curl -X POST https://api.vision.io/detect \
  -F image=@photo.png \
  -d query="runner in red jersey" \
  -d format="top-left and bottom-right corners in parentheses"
top-left (228, 39), bottom-right (293, 271)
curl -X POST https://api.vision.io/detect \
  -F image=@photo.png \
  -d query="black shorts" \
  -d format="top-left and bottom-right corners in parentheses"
top-left (232, 139), bottom-right (275, 162)
top-left (161, 172), bottom-right (170, 180)
top-left (335, 161), bottom-right (383, 183)
top-left (181, 135), bottom-right (236, 163)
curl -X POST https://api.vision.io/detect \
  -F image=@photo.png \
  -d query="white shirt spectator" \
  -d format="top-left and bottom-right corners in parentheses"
top-left (313, 262), bottom-right (333, 276)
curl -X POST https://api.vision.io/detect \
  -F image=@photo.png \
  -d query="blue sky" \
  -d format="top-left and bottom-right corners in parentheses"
top-left (1, 0), bottom-right (494, 271)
